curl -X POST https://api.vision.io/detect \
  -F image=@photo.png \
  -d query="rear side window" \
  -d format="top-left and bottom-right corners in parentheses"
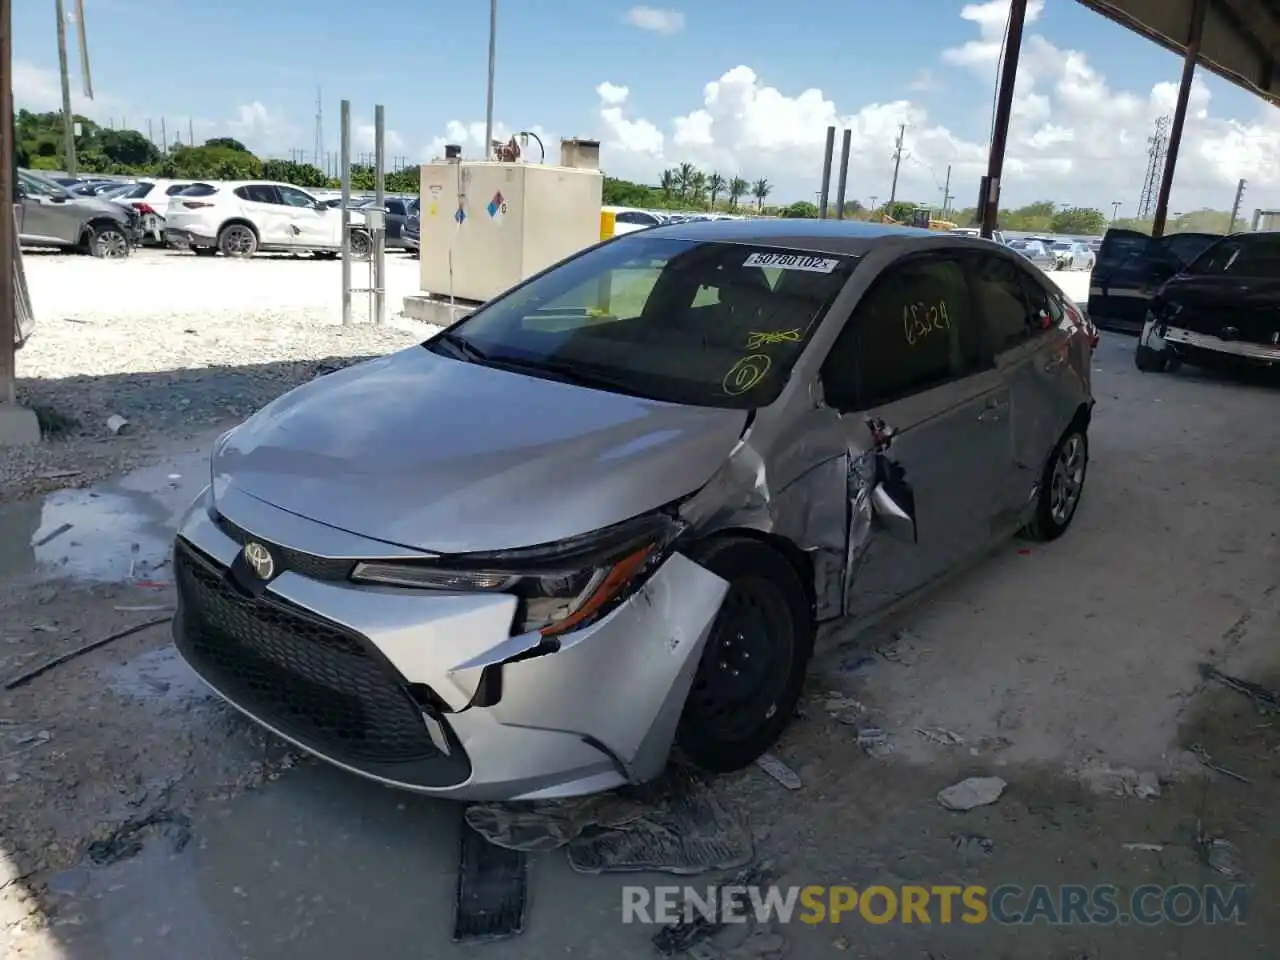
top-left (386, 199), bottom-right (406, 215)
top-left (827, 256), bottom-right (984, 410)
top-left (233, 184), bottom-right (278, 203)
top-left (1164, 233), bottom-right (1221, 266)
top-left (176, 183), bottom-right (218, 197)
top-left (125, 182), bottom-right (154, 199)
top-left (1183, 234), bottom-right (1280, 278)
top-left (165, 182), bottom-right (207, 195)
top-left (969, 254), bottom-right (1037, 353)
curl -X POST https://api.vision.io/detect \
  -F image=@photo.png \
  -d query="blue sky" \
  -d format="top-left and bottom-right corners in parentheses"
top-left (13, 0), bottom-right (1280, 210)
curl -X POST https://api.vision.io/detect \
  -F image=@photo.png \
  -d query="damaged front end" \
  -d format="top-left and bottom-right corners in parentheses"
top-left (171, 487), bottom-right (730, 802)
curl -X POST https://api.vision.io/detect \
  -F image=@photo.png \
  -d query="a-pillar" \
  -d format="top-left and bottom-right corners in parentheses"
top-left (1151, 0), bottom-right (1209, 238)
top-left (980, 0), bottom-right (1029, 239)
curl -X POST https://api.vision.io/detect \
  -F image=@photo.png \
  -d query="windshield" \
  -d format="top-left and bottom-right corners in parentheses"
top-left (432, 236), bottom-right (856, 409)
top-left (1051, 242), bottom-right (1071, 250)
top-left (1182, 235), bottom-right (1280, 279)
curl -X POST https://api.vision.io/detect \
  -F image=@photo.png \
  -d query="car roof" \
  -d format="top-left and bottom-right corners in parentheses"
top-left (638, 217), bottom-right (938, 255)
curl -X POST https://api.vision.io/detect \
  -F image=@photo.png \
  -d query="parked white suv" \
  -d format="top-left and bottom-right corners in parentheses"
top-left (164, 181), bottom-right (372, 258)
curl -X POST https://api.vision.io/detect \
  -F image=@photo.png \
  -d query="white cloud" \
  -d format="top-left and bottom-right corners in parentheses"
top-left (423, 121), bottom-right (554, 162)
top-left (592, 0), bottom-right (1280, 212)
top-left (354, 120), bottom-right (406, 156)
top-left (623, 6), bottom-right (685, 34)
top-left (908, 70), bottom-right (941, 93)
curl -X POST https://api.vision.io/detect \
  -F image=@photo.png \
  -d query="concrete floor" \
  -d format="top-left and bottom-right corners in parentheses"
top-left (3, 328), bottom-right (1279, 959)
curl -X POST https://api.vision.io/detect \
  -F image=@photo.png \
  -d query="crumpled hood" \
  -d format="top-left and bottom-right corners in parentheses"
top-left (214, 346), bottom-right (748, 553)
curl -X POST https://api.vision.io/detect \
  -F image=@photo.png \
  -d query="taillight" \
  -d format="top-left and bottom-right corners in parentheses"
top-left (182, 201), bottom-right (214, 209)
top-left (132, 202), bottom-right (156, 215)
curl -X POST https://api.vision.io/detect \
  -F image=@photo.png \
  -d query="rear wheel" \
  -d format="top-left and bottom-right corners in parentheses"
top-left (1024, 426), bottom-right (1088, 542)
top-left (349, 229), bottom-right (372, 259)
top-left (88, 223), bottom-right (130, 259)
top-left (218, 223), bottom-right (258, 258)
top-left (192, 246), bottom-right (217, 257)
top-left (1134, 344), bottom-right (1167, 373)
top-left (675, 538), bottom-right (813, 772)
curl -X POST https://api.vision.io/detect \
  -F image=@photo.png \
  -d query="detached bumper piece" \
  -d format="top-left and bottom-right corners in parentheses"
top-left (453, 807), bottom-right (527, 943)
top-left (172, 541), bottom-right (471, 788)
top-left (1163, 326), bottom-right (1280, 364)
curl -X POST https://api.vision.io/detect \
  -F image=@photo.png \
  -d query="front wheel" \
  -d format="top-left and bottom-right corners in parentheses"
top-left (1023, 426), bottom-right (1088, 542)
top-left (675, 538), bottom-right (813, 773)
top-left (1135, 344), bottom-right (1167, 373)
top-left (349, 229), bottom-right (372, 259)
top-left (192, 246), bottom-right (217, 258)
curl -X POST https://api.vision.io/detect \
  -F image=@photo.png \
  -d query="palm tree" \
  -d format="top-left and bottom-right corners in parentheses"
top-left (751, 177), bottom-right (772, 211)
top-left (676, 162), bottom-right (697, 201)
top-left (659, 169), bottom-right (676, 202)
top-left (706, 172), bottom-right (726, 210)
top-left (727, 176), bottom-right (749, 209)
top-left (689, 170), bottom-right (707, 206)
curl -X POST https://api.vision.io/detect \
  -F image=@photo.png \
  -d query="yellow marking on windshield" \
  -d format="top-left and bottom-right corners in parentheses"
top-left (721, 354), bottom-right (772, 396)
top-left (744, 329), bottom-right (802, 349)
top-left (902, 301), bottom-right (951, 346)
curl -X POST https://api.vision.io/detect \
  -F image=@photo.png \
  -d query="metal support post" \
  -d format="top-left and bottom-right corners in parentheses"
top-left (483, 0), bottom-right (497, 159)
top-left (340, 99), bottom-right (352, 326)
top-left (1, 4), bottom-right (15, 407)
top-left (1152, 0), bottom-right (1208, 238)
top-left (373, 104), bottom-right (386, 326)
top-left (980, 0), bottom-right (1028, 238)
top-left (817, 126), bottom-right (835, 219)
top-left (834, 128), bottom-right (851, 219)
top-left (55, 0), bottom-right (76, 175)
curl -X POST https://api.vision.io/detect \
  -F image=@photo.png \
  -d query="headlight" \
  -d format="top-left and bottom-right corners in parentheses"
top-left (350, 511), bottom-right (685, 638)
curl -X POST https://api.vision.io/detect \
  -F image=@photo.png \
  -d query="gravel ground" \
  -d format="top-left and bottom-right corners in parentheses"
top-left (4, 250), bottom-right (430, 503)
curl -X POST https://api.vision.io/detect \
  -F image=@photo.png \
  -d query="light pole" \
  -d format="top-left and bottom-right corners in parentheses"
top-left (1110, 201), bottom-right (1121, 222)
top-left (483, 0), bottom-right (496, 159)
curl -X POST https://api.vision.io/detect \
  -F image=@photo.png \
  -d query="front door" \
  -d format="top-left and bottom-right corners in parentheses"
top-left (819, 253), bottom-right (1012, 620)
top-left (17, 173), bottom-right (75, 244)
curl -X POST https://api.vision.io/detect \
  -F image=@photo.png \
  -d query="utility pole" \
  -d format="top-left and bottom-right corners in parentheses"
top-left (1227, 178), bottom-right (1246, 232)
top-left (147, 118), bottom-right (153, 145)
top-left (187, 117), bottom-right (193, 146)
top-left (2, 0), bottom-right (17, 407)
top-left (314, 87), bottom-right (323, 169)
top-left (55, 0), bottom-right (77, 174)
top-left (1111, 201), bottom-right (1122, 222)
top-left (941, 163), bottom-right (953, 214)
top-left (483, 0), bottom-right (496, 158)
top-left (160, 117), bottom-right (167, 154)
top-left (887, 124), bottom-right (905, 207)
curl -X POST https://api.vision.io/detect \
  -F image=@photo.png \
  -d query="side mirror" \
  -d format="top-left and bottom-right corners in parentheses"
top-left (871, 482), bottom-right (917, 543)
top-left (314, 201), bottom-right (327, 211)
top-left (50, 192), bottom-right (70, 203)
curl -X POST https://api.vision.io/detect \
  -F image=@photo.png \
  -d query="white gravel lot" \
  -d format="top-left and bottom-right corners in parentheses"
top-left (4, 250), bottom-right (431, 501)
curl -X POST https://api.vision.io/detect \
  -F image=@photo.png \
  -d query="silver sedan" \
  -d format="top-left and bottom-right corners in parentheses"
top-left (172, 219), bottom-right (1096, 801)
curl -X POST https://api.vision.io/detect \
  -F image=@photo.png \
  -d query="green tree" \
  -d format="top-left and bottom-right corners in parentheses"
top-left (204, 137), bottom-right (248, 152)
top-left (751, 178), bottom-right (771, 211)
top-left (262, 159), bottom-right (327, 188)
top-left (162, 144), bottom-right (262, 179)
top-left (727, 176), bottom-right (748, 209)
top-left (781, 200), bottom-right (818, 219)
top-left (706, 172), bottom-right (726, 209)
top-left (659, 169), bottom-right (675, 202)
top-left (1050, 206), bottom-right (1106, 235)
top-left (675, 162), bottom-right (697, 200)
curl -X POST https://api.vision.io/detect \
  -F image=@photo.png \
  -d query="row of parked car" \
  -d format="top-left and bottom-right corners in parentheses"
top-left (18, 169), bottom-right (421, 261)
top-left (948, 227), bottom-right (1098, 271)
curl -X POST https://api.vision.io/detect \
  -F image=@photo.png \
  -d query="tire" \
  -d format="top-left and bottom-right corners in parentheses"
top-left (349, 229), bottom-right (372, 259)
top-left (192, 247), bottom-right (217, 257)
top-left (313, 250), bottom-right (339, 260)
top-left (1023, 426), bottom-right (1088, 542)
top-left (1134, 344), bottom-right (1167, 373)
top-left (218, 223), bottom-right (258, 258)
top-left (675, 537), bottom-right (814, 773)
top-left (88, 223), bottom-right (130, 259)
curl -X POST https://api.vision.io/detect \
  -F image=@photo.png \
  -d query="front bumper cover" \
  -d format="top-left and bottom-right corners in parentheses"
top-left (172, 484), bottom-right (729, 801)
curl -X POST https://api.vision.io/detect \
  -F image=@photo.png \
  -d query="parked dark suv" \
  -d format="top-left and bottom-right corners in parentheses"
top-left (1087, 227), bottom-right (1220, 333)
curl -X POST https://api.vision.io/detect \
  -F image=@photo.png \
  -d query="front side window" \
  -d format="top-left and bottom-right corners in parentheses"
top-left (825, 256), bottom-right (984, 410)
top-left (277, 186), bottom-right (317, 208)
top-left (18, 170), bottom-right (61, 197)
top-left (436, 237), bottom-right (856, 408)
top-left (1180, 235), bottom-right (1280, 277)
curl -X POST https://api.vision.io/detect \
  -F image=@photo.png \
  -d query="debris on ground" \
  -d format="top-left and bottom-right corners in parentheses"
top-left (875, 628), bottom-right (924, 665)
top-left (916, 726), bottom-right (965, 745)
top-left (856, 726), bottom-right (893, 759)
top-left (823, 694), bottom-right (866, 723)
top-left (754, 753), bottom-right (801, 790)
top-left (650, 862), bottom-right (774, 957)
top-left (1189, 744), bottom-right (1252, 784)
top-left (84, 808), bottom-right (192, 866)
top-left (105, 415), bottom-right (130, 436)
top-left (5, 616), bottom-right (173, 690)
top-left (938, 776), bottom-right (1007, 811)
top-left (951, 833), bottom-right (994, 858)
top-left (1205, 839), bottom-right (1243, 878)
top-left (32, 522), bottom-right (73, 548)
top-left (839, 655), bottom-right (874, 673)
top-left (1122, 842), bottom-right (1164, 852)
top-left (465, 769), bottom-right (753, 876)
top-left (1075, 765), bottom-right (1161, 799)
top-left (1198, 662), bottom-right (1280, 714)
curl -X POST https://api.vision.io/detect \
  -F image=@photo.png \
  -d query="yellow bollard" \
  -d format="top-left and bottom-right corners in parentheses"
top-left (600, 210), bottom-right (616, 240)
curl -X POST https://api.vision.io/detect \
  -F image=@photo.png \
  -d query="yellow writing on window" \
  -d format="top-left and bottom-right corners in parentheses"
top-left (903, 302), bottom-right (951, 346)
top-left (744, 329), bottom-right (802, 349)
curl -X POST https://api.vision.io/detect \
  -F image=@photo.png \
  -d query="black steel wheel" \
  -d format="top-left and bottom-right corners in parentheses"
top-left (675, 538), bottom-right (813, 772)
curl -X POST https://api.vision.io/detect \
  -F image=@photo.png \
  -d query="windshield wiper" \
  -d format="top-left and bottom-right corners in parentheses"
top-left (484, 354), bottom-right (655, 398)
top-left (432, 330), bottom-right (490, 363)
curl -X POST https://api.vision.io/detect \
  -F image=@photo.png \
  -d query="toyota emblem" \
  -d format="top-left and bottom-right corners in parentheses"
top-left (242, 542), bottom-right (276, 581)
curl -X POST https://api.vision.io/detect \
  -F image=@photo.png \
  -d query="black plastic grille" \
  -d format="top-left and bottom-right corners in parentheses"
top-left (213, 513), bottom-right (355, 581)
top-left (174, 541), bottom-right (441, 765)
